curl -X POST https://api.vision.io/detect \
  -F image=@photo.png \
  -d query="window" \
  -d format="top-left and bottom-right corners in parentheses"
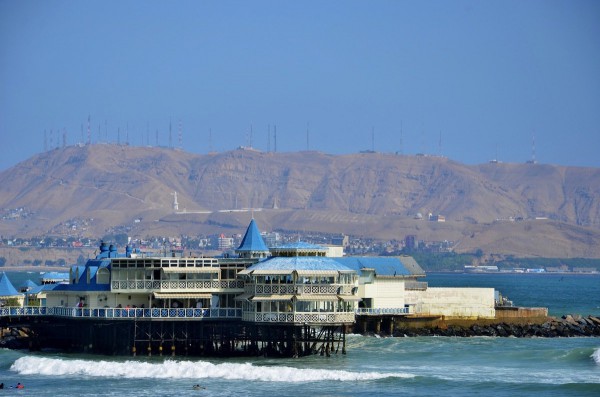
top-left (96, 268), bottom-right (110, 284)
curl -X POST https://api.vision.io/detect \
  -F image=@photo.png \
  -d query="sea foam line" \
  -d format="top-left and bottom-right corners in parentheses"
top-left (10, 357), bottom-right (414, 382)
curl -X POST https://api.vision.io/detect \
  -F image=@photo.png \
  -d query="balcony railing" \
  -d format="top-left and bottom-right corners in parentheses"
top-left (111, 280), bottom-right (244, 291)
top-left (0, 306), bottom-right (241, 320)
top-left (355, 307), bottom-right (410, 315)
top-left (242, 311), bottom-right (355, 324)
top-left (0, 307), bottom-right (47, 316)
top-left (247, 283), bottom-right (354, 295)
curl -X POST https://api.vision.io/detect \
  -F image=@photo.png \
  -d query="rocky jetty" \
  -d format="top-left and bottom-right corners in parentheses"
top-left (390, 315), bottom-right (600, 338)
top-left (0, 327), bottom-right (30, 349)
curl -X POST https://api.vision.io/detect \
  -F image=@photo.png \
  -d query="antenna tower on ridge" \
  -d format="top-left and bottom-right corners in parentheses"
top-left (87, 115), bottom-right (91, 145)
top-left (178, 119), bottom-right (183, 149)
top-left (527, 130), bottom-right (538, 164)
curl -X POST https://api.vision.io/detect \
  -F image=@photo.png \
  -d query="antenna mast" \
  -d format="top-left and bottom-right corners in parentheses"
top-left (87, 115), bottom-right (91, 145)
top-left (178, 119), bottom-right (183, 149)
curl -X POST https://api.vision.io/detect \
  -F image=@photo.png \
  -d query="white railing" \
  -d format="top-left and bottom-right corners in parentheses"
top-left (111, 280), bottom-right (244, 291)
top-left (355, 307), bottom-right (410, 315)
top-left (0, 307), bottom-right (47, 316)
top-left (247, 284), bottom-right (353, 295)
top-left (0, 306), bottom-right (241, 320)
top-left (242, 311), bottom-right (355, 324)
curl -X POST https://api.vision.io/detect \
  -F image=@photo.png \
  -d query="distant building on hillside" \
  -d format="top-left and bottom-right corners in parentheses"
top-left (331, 234), bottom-right (349, 247)
top-left (405, 235), bottom-right (416, 250)
top-left (428, 213), bottom-right (445, 222)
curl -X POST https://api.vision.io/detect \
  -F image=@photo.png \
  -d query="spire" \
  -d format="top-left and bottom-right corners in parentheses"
top-left (0, 272), bottom-right (21, 296)
top-left (236, 219), bottom-right (269, 258)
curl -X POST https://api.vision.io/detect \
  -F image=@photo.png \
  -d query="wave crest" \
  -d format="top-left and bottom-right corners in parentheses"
top-left (10, 357), bottom-right (414, 382)
top-left (593, 348), bottom-right (600, 365)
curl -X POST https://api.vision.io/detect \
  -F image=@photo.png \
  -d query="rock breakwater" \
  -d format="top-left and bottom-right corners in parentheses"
top-left (391, 315), bottom-right (600, 338)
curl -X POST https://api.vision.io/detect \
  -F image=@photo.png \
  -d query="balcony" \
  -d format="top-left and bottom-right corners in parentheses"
top-left (0, 306), bottom-right (241, 320)
top-left (242, 311), bottom-right (355, 324)
top-left (355, 307), bottom-right (410, 316)
top-left (110, 279), bottom-right (244, 292)
top-left (247, 283), bottom-right (354, 296)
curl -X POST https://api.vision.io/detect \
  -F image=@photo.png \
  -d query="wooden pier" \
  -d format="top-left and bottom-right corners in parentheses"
top-left (0, 310), bottom-right (347, 358)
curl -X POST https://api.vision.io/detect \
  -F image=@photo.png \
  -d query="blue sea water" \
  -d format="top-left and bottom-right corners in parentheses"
top-left (1, 272), bottom-right (599, 396)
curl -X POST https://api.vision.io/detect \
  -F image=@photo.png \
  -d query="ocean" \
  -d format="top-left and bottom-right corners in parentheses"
top-left (1, 272), bottom-right (599, 396)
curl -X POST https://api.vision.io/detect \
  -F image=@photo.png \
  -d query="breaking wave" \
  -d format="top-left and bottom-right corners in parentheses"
top-left (10, 356), bottom-right (414, 382)
top-left (593, 347), bottom-right (600, 365)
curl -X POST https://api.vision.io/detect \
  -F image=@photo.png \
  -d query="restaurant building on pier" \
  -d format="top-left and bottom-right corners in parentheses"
top-left (1, 219), bottom-right (503, 356)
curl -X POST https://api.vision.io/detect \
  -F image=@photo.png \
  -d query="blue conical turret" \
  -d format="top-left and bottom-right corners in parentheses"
top-left (236, 219), bottom-right (270, 258)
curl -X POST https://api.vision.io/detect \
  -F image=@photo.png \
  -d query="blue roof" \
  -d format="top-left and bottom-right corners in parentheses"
top-left (333, 257), bottom-right (414, 276)
top-left (19, 279), bottom-right (39, 290)
top-left (237, 219), bottom-right (269, 252)
top-left (0, 273), bottom-right (22, 296)
top-left (28, 283), bottom-right (59, 295)
top-left (52, 258), bottom-right (111, 292)
top-left (246, 256), bottom-right (354, 272)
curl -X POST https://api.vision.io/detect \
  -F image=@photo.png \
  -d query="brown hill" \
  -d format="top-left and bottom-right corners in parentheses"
top-left (1, 144), bottom-right (599, 258)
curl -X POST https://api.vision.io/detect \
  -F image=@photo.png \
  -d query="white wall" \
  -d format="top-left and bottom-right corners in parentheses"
top-left (360, 278), bottom-right (406, 309)
top-left (405, 287), bottom-right (496, 318)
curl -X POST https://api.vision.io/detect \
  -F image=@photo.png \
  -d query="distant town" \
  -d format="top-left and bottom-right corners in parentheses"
top-left (1, 207), bottom-right (599, 273)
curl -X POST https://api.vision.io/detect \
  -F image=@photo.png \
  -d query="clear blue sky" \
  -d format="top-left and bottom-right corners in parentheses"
top-left (1, 0), bottom-right (599, 170)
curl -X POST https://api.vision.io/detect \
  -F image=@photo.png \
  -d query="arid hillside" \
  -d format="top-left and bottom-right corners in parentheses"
top-left (1, 144), bottom-right (599, 258)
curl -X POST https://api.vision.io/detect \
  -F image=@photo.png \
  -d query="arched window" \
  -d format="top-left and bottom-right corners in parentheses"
top-left (96, 268), bottom-right (110, 284)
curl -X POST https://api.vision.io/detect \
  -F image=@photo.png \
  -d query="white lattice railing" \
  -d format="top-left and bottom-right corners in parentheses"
top-left (242, 311), bottom-right (355, 324)
top-left (355, 307), bottom-right (410, 315)
top-left (246, 284), bottom-right (353, 295)
top-left (0, 306), bottom-right (241, 319)
top-left (111, 280), bottom-right (244, 291)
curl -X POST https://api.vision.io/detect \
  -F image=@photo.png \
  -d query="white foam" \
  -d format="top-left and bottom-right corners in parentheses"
top-left (10, 357), bottom-right (414, 382)
top-left (593, 347), bottom-right (600, 365)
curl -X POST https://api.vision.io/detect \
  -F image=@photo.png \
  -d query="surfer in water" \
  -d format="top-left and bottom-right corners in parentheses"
top-left (192, 384), bottom-right (205, 390)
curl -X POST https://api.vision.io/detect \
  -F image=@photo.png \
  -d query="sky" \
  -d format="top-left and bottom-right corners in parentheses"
top-left (1, 0), bottom-right (599, 171)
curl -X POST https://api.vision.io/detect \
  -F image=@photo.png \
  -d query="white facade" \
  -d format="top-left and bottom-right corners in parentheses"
top-left (405, 287), bottom-right (496, 318)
